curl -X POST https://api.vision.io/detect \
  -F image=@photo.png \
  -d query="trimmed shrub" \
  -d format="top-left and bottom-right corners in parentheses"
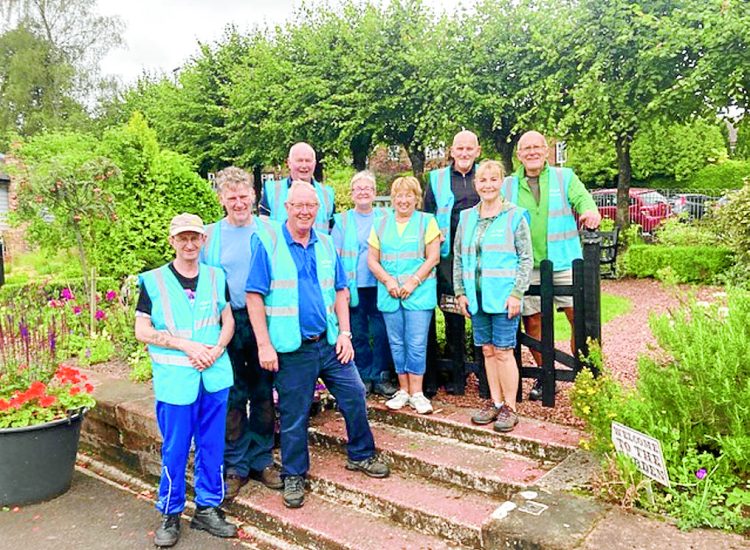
top-left (621, 244), bottom-right (733, 284)
top-left (686, 160), bottom-right (750, 191)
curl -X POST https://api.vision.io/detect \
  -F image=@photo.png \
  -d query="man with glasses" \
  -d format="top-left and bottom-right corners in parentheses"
top-left (423, 130), bottom-right (482, 396)
top-left (246, 181), bottom-right (389, 510)
top-left (332, 171), bottom-right (397, 398)
top-left (259, 142), bottom-right (336, 234)
top-left (501, 131), bottom-right (601, 401)
top-left (200, 167), bottom-right (283, 502)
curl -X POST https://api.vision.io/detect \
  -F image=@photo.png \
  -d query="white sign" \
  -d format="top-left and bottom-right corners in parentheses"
top-left (611, 422), bottom-right (670, 487)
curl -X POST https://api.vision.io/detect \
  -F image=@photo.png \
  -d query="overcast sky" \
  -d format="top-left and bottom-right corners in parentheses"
top-left (97, 0), bottom-right (463, 85)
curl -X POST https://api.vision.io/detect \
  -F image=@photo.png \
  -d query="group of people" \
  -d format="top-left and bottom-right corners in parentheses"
top-left (134, 131), bottom-right (601, 547)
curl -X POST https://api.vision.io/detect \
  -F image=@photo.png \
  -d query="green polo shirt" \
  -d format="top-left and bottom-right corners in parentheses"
top-left (513, 163), bottom-right (598, 268)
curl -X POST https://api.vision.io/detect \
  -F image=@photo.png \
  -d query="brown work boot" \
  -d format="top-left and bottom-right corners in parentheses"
top-left (223, 474), bottom-right (248, 502)
top-left (249, 465), bottom-right (284, 490)
top-left (471, 403), bottom-right (502, 425)
top-left (493, 404), bottom-right (519, 433)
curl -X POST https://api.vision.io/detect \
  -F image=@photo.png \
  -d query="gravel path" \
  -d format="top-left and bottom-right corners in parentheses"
top-left (437, 279), bottom-right (721, 427)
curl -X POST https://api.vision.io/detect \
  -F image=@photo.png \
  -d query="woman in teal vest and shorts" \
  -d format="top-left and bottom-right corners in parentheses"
top-left (454, 160), bottom-right (533, 432)
top-left (367, 176), bottom-right (441, 414)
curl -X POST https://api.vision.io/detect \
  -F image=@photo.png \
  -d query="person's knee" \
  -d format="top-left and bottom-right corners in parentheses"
top-left (482, 344), bottom-right (496, 359)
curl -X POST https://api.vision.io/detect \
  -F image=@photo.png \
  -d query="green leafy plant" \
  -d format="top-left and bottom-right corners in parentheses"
top-left (621, 244), bottom-right (733, 284)
top-left (572, 292), bottom-right (750, 533)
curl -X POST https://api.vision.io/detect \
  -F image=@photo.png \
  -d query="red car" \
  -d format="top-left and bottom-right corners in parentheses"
top-left (591, 188), bottom-right (672, 233)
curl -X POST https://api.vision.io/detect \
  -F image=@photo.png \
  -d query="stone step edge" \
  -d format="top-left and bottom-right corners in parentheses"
top-left (364, 402), bottom-right (580, 462)
top-left (306, 446), bottom-right (496, 549)
top-left (228, 485), bottom-right (461, 550)
top-left (76, 454), bottom-right (296, 550)
top-left (308, 422), bottom-right (543, 498)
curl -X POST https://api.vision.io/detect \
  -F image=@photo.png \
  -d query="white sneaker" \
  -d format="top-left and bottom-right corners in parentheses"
top-left (385, 390), bottom-right (410, 410)
top-left (409, 393), bottom-right (433, 415)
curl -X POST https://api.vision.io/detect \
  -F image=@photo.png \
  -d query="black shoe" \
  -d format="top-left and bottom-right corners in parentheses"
top-left (372, 380), bottom-right (399, 398)
top-left (345, 455), bottom-right (390, 478)
top-left (154, 514), bottom-right (180, 547)
top-left (283, 475), bottom-right (306, 508)
top-left (190, 507), bottom-right (237, 538)
top-left (529, 379), bottom-right (543, 401)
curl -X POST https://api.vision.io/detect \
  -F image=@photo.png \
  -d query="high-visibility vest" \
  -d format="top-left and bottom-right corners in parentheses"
top-left (501, 166), bottom-right (582, 270)
top-left (263, 224), bottom-right (339, 352)
top-left (428, 165), bottom-right (478, 258)
top-left (457, 204), bottom-right (528, 315)
top-left (139, 264), bottom-right (232, 405)
top-left (374, 210), bottom-right (437, 312)
top-left (200, 217), bottom-right (275, 267)
top-left (332, 207), bottom-right (387, 307)
top-left (263, 177), bottom-right (335, 234)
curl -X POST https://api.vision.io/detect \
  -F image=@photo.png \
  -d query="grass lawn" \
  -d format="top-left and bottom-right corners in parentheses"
top-left (553, 292), bottom-right (632, 342)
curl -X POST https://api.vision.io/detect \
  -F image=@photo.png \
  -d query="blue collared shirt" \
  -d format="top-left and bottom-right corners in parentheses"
top-left (245, 223), bottom-right (347, 338)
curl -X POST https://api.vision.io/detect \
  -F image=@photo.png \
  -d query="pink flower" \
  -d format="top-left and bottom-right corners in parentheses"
top-left (95, 309), bottom-right (106, 321)
top-left (105, 290), bottom-right (117, 301)
top-left (60, 288), bottom-right (74, 301)
top-left (73, 305), bottom-right (82, 315)
top-left (696, 468), bottom-right (707, 480)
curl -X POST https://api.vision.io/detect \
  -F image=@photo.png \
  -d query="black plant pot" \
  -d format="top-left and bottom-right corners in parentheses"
top-left (0, 410), bottom-right (85, 506)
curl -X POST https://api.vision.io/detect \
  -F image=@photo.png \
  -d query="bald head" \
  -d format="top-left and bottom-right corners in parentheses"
top-left (516, 131), bottom-right (549, 177)
top-left (450, 130), bottom-right (481, 175)
top-left (287, 142), bottom-right (316, 182)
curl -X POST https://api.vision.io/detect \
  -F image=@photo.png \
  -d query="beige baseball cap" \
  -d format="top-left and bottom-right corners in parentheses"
top-left (169, 213), bottom-right (205, 236)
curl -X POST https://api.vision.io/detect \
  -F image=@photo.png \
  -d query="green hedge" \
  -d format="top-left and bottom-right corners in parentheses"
top-left (686, 160), bottom-right (750, 191)
top-left (621, 244), bottom-right (733, 284)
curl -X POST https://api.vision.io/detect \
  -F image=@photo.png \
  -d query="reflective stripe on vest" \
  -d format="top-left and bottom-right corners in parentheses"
top-left (265, 177), bottom-right (334, 234)
top-left (501, 166), bottom-right (582, 270)
top-left (374, 211), bottom-right (437, 312)
top-left (139, 263), bottom-right (232, 404)
top-left (458, 204), bottom-right (525, 315)
top-left (429, 167), bottom-right (454, 258)
top-left (263, 224), bottom-right (340, 352)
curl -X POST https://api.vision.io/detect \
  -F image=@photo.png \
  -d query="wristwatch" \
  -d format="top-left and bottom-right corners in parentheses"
top-left (340, 330), bottom-right (352, 338)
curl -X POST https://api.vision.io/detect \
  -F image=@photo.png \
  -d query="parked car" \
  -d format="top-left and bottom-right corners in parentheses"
top-left (670, 193), bottom-right (714, 220)
top-left (591, 188), bottom-right (672, 233)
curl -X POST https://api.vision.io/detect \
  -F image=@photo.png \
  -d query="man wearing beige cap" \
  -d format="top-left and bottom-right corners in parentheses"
top-left (135, 213), bottom-right (238, 547)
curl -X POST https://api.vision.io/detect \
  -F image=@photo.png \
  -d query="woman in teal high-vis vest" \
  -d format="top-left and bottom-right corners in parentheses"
top-left (367, 177), bottom-right (440, 415)
top-left (454, 161), bottom-right (533, 433)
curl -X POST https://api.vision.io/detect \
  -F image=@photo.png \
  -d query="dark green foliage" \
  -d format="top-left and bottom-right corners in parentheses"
top-left (685, 160), bottom-right (750, 191)
top-left (621, 244), bottom-right (733, 284)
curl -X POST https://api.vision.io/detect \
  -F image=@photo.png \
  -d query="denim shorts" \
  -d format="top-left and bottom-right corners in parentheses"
top-left (471, 309), bottom-right (520, 349)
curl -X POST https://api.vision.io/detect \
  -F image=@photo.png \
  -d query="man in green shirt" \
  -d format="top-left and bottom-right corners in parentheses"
top-left (503, 131), bottom-right (601, 401)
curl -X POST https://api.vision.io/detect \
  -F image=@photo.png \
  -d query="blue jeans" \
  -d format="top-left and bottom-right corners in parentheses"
top-left (223, 309), bottom-right (275, 478)
top-left (276, 339), bottom-right (375, 477)
top-left (350, 287), bottom-right (393, 384)
top-left (382, 306), bottom-right (434, 375)
top-left (156, 384), bottom-right (229, 514)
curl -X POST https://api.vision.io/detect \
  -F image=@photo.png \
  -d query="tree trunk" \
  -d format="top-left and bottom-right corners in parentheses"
top-left (494, 132), bottom-right (518, 176)
top-left (406, 145), bottom-right (426, 181)
top-left (252, 164), bottom-right (263, 202)
top-left (73, 223), bottom-right (90, 297)
top-left (350, 133), bottom-right (372, 171)
top-left (615, 134), bottom-right (633, 229)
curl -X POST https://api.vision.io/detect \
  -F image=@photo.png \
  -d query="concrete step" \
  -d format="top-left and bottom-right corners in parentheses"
top-left (366, 399), bottom-right (582, 462)
top-left (306, 445), bottom-right (500, 548)
top-left (309, 413), bottom-right (550, 497)
top-left (228, 480), bottom-right (463, 550)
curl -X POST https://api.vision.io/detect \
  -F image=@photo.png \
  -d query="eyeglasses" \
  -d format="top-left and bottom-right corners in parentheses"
top-left (352, 186), bottom-right (375, 193)
top-left (173, 234), bottom-right (203, 246)
top-left (288, 202), bottom-right (319, 212)
top-left (519, 145), bottom-right (547, 153)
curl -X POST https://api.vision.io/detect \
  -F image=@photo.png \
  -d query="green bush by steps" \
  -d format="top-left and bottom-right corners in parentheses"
top-left (621, 244), bottom-right (732, 284)
top-left (685, 160), bottom-right (750, 192)
top-left (571, 292), bottom-right (750, 533)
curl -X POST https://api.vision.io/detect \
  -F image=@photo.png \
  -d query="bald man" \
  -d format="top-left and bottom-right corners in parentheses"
top-left (423, 130), bottom-right (482, 396)
top-left (259, 142), bottom-right (336, 234)
top-left (501, 131), bottom-right (601, 401)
